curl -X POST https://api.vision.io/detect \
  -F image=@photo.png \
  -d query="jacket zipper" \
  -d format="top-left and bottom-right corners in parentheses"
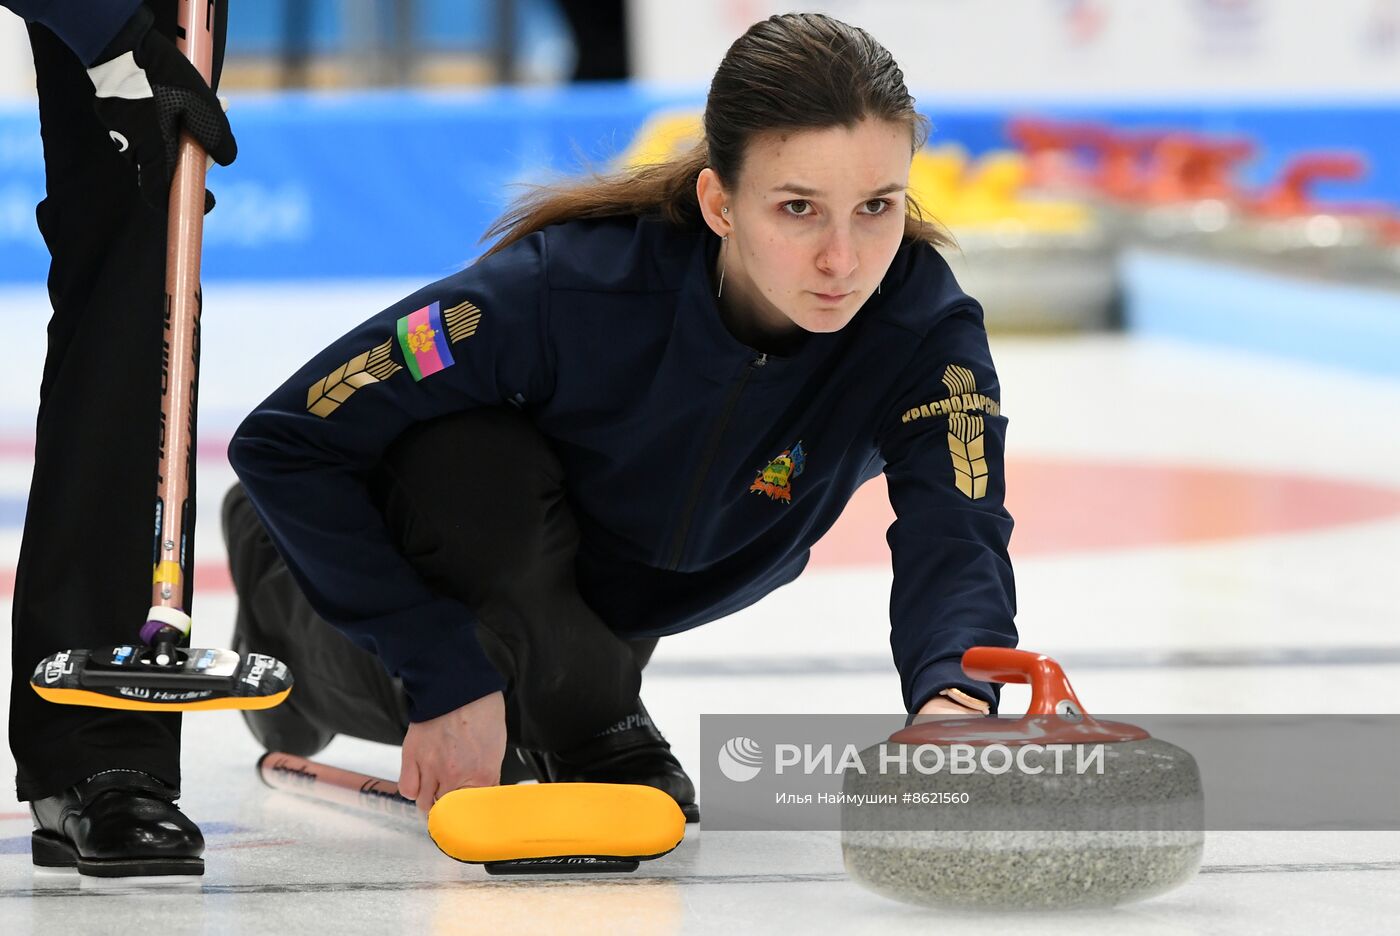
top-left (665, 353), bottom-right (768, 570)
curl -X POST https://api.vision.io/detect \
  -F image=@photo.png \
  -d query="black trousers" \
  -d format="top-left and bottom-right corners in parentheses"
top-left (222, 408), bottom-right (655, 756)
top-left (8, 5), bottom-right (228, 802)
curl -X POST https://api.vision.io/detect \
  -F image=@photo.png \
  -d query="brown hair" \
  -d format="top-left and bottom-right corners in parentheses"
top-left (482, 13), bottom-right (948, 257)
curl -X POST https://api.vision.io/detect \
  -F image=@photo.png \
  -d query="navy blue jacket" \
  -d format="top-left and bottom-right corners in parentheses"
top-left (3, 0), bottom-right (141, 64)
top-left (230, 217), bottom-right (1018, 722)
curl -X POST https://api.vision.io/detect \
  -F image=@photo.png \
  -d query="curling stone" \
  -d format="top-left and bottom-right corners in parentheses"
top-left (924, 151), bottom-right (1118, 333)
top-left (841, 648), bottom-right (1202, 910)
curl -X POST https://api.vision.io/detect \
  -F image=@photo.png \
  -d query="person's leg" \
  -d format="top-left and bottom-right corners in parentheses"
top-left (556, 0), bottom-right (630, 81)
top-left (10, 22), bottom-right (180, 804)
top-left (628, 638), bottom-right (659, 672)
top-left (221, 484), bottom-right (408, 751)
top-left (11, 0), bottom-right (227, 876)
top-left (221, 408), bottom-right (694, 812)
top-left (369, 408), bottom-right (695, 818)
top-left (222, 483), bottom-right (536, 783)
top-left (370, 407), bottom-right (649, 752)
top-left (223, 407), bottom-right (645, 749)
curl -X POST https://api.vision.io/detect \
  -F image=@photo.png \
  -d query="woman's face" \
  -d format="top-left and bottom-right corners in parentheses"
top-left (703, 118), bottom-right (913, 345)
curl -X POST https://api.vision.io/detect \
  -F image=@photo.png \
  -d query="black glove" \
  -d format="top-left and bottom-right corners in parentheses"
top-left (85, 4), bottom-right (236, 208)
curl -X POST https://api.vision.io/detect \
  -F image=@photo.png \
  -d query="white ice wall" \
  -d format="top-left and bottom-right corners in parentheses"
top-left (628, 0), bottom-right (1400, 100)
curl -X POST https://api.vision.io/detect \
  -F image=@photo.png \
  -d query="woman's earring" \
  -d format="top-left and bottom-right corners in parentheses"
top-left (878, 281), bottom-right (882, 295)
top-left (717, 234), bottom-right (728, 300)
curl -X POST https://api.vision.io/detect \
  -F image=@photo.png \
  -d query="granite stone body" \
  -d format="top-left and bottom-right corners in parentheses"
top-left (839, 737), bottom-right (1204, 910)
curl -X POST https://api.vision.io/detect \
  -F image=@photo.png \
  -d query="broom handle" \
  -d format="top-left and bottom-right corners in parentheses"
top-left (257, 752), bottom-right (424, 822)
top-left (144, 0), bottom-right (215, 651)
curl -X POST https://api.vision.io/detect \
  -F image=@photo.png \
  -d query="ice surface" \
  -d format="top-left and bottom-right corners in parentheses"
top-left (1, 283), bottom-right (1397, 934)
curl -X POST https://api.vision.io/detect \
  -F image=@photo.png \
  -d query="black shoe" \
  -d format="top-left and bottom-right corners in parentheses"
top-left (518, 703), bottom-right (700, 823)
top-left (30, 770), bottom-right (204, 877)
top-left (499, 744), bottom-right (535, 785)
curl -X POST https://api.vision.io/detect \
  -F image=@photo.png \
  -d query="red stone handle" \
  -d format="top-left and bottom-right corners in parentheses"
top-left (1142, 134), bottom-right (1255, 202)
top-left (1006, 117), bottom-right (1085, 154)
top-left (1251, 152), bottom-right (1366, 216)
top-left (888, 647), bottom-right (1150, 745)
top-left (961, 647), bottom-right (1088, 716)
top-left (1079, 124), bottom-right (1168, 200)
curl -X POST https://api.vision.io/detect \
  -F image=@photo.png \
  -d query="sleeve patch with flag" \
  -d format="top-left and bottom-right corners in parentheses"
top-left (395, 299), bottom-right (483, 382)
top-left (306, 299), bottom-right (484, 417)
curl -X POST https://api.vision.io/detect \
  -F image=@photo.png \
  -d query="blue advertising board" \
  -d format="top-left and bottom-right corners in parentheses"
top-left (2, 88), bottom-right (1399, 284)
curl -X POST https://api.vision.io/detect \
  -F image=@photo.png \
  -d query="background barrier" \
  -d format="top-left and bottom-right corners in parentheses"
top-left (4, 91), bottom-right (1399, 283)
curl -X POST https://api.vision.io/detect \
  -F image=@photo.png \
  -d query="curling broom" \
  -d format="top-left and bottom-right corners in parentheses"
top-left (257, 752), bottom-right (687, 875)
top-left (30, 0), bottom-right (292, 713)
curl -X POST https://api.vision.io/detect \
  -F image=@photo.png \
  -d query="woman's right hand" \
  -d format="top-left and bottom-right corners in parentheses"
top-left (398, 690), bottom-right (508, 814)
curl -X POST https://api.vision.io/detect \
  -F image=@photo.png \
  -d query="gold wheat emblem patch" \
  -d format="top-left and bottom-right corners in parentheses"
top-left (442, 299), bottom-right (482, 342)
top-left (942, 365), bottom-right (989, 500)
top-left (947, 412), bottom-right (988, 499)
top-left (306, 339), bottom-right (403, 418)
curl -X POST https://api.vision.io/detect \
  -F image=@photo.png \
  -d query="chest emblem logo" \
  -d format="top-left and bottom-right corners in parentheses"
top-left (749, 441), bottom-right (806, 503)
